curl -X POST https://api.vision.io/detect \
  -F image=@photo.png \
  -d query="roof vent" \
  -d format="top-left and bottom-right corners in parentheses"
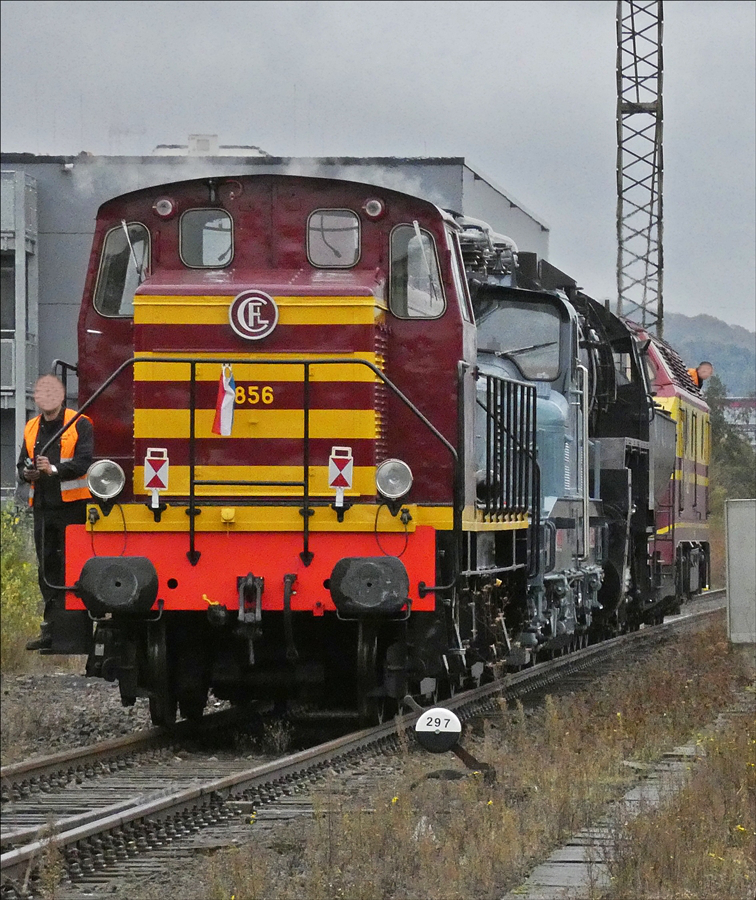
top-left (188, 134), bottom-right (219, 156)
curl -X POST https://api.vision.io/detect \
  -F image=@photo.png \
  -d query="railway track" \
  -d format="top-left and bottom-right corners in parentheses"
top-left (0, 705), bottom-right (259, 809)
top-left (0, 592), bottom-right (726, 899)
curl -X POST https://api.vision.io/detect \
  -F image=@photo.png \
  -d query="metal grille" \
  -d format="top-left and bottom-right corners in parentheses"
top-left (0, 338), bottom-right (13, 389)
top-left (0, 337), bottom-right (38, 393)
top-left (374, 327), bottom-right (389, 460)
top-left (477, 375), bottom-right (536, 521)
top-left (616, 0), bottom-right (664, 336)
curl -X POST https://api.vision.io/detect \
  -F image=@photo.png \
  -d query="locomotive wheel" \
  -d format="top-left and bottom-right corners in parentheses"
top-left (178, 689), bottom-right (208, 722)
top-left (175, 637), bottom-right (209, 722)
top-left (356, 621), bottom-right (387, 724)
top-left (149, 690), bottom-right (177, 727)
top-left (146, 621), bottom-right (177, 727)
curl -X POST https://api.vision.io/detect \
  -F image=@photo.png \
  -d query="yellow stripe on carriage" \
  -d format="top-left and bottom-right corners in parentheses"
top-left (133, 355), bottom-right (383, 383)
top-left (134, 295), bottom-right (387, 326)
top-left (672, 471), bottom-right (709, 485)
top-left (462, 506), bottom-right (530, 530)
top-left (134, 408), bottom-right (378, 439)
top-left (86, 502), bottom-right (454, 533)
top-left (655, 522), bottom-right (710, 536)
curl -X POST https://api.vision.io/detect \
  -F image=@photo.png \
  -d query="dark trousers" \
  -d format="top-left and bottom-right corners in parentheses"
top-left (32, 501), bottom-right (87, 615)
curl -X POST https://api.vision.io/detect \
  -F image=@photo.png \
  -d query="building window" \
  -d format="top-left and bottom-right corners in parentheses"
top-left (390, 224), bottom-right (445, 319)
top-left (0, 254), bottom-right (14, 332)
top-left (307, 210), bottom-right (360, 268)
top-left (93, 223), bottom-right (150, 317)
top-left (179, 209), bottom-right (233, 268)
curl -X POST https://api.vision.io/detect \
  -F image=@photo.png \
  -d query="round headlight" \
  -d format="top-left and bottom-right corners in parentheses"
top-left (376, 459), bottom-right (413, 500)
top-left (87, 460), bottom-right (126, 501)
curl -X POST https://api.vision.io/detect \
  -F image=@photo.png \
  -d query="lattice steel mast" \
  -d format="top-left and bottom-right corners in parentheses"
top-left (616, 1), bottom-right (664, 336)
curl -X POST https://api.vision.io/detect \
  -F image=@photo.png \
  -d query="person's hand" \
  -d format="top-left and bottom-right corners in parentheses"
top-left (24, 467), bottom-right (40, 482)
top-left (35, 456), bottom-right (55, 476)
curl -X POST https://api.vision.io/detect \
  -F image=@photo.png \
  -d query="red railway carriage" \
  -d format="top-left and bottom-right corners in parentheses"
top-left (56, 174), bottom-right (535, 723)
top-left (642, 330), bottom-right (711, 608)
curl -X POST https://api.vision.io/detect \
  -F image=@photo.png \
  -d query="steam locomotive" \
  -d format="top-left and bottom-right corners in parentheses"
top-left (41, 173), bottom-right (709, 724)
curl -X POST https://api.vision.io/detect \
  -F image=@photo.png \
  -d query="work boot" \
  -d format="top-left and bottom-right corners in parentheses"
top-left (26, 622), bottom-right (52, 651)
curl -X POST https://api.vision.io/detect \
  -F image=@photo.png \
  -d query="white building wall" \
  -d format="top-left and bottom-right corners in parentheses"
top-left (462, 165), bottom-right (550, 259)
top-left (726, 499), bottom-right (756, 646)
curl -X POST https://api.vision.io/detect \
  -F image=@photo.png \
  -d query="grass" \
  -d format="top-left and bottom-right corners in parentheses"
top-left (708, 515), bottom-right (726, 588)
top-left (0, 502), bottom-right (84, 696)
top-left (1, 502), bottom-right (43, 671)
top-left (198, 620), bottom-right (753, 900)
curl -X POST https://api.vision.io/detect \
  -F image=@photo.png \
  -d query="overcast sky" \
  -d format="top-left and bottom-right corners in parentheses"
top-left (1, 0), bottom-right (754, 329)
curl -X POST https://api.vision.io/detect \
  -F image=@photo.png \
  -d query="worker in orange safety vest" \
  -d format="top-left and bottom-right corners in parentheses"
top-left (17, 375), bottom-right (93, 651)
top-left (687, 361), bottom-right (714, 389)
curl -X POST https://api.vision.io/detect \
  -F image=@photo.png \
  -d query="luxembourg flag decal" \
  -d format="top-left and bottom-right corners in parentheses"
top-left (212, 364), bottom-right (236, 436)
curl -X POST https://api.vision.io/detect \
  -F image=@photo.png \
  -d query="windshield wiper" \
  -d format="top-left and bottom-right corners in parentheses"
top-left (412, 220), bottom-right (441, 307)
top-left (495, 339), bottom-right (557, 359)
top-left (121, 220), bottom-right (145, 284)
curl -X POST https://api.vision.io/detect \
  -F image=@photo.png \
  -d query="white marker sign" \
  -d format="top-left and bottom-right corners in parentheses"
top-left (328, 446), bottom-right (354, 508)
top-left (144, 448), bottom-right (169, 509)
top-left (414, 707), bottom-right (462, 753)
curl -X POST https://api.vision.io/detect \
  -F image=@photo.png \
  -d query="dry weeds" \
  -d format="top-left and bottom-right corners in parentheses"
top-left (601, 702), bottom-right (755, 900)
top-left (201, 620), bottom-right (752, 900)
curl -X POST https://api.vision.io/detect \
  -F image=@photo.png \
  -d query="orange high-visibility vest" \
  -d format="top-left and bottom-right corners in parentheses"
top-left (24, 408), bottom-right (92, 505)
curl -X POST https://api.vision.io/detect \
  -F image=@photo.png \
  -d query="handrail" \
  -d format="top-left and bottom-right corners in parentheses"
top-left (44, 355), bottom-right (460, 568)
top-left (50, 358), bottom-right (79, 401)
top-left (577, 363), bottom-right (590, 561)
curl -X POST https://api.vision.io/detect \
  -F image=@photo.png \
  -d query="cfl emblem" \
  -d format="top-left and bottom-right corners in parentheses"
top-left (229, 290), bottom-right (279, 341)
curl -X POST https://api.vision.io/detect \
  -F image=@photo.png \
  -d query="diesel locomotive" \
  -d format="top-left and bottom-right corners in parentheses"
top-left (37, 173), bottom-right (709, 724)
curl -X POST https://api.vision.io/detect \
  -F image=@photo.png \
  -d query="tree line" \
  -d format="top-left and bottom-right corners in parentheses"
top-left (705, 375), bottom-right (756, 516)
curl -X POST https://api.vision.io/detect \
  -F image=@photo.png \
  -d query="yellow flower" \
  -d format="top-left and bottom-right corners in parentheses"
top-left (487, 800), bottom-right (493, 806)
top-left (391, 796), bottom-right (398, 804)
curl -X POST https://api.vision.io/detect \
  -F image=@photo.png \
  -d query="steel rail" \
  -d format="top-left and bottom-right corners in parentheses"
top-left (0, 705), bottom-right (250, 804)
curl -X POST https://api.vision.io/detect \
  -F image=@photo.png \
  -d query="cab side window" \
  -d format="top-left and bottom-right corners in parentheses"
top-left (390, 224), bottom-right (445, 318)
top-left (93, 222), bottom-right (150, 317)
top-left (180, 209), bottom-right (233, 268)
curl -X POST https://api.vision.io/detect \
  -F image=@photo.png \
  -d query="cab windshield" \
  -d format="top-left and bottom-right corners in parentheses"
top-left (476, 299), bottom-right (562, 380)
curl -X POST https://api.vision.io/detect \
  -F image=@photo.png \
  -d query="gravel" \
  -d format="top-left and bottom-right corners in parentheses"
top-left (1, 665), bottom-right (154, 766)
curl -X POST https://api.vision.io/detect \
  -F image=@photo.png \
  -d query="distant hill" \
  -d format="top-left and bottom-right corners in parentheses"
top-left (663, 313), bottom-right (756, 397)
